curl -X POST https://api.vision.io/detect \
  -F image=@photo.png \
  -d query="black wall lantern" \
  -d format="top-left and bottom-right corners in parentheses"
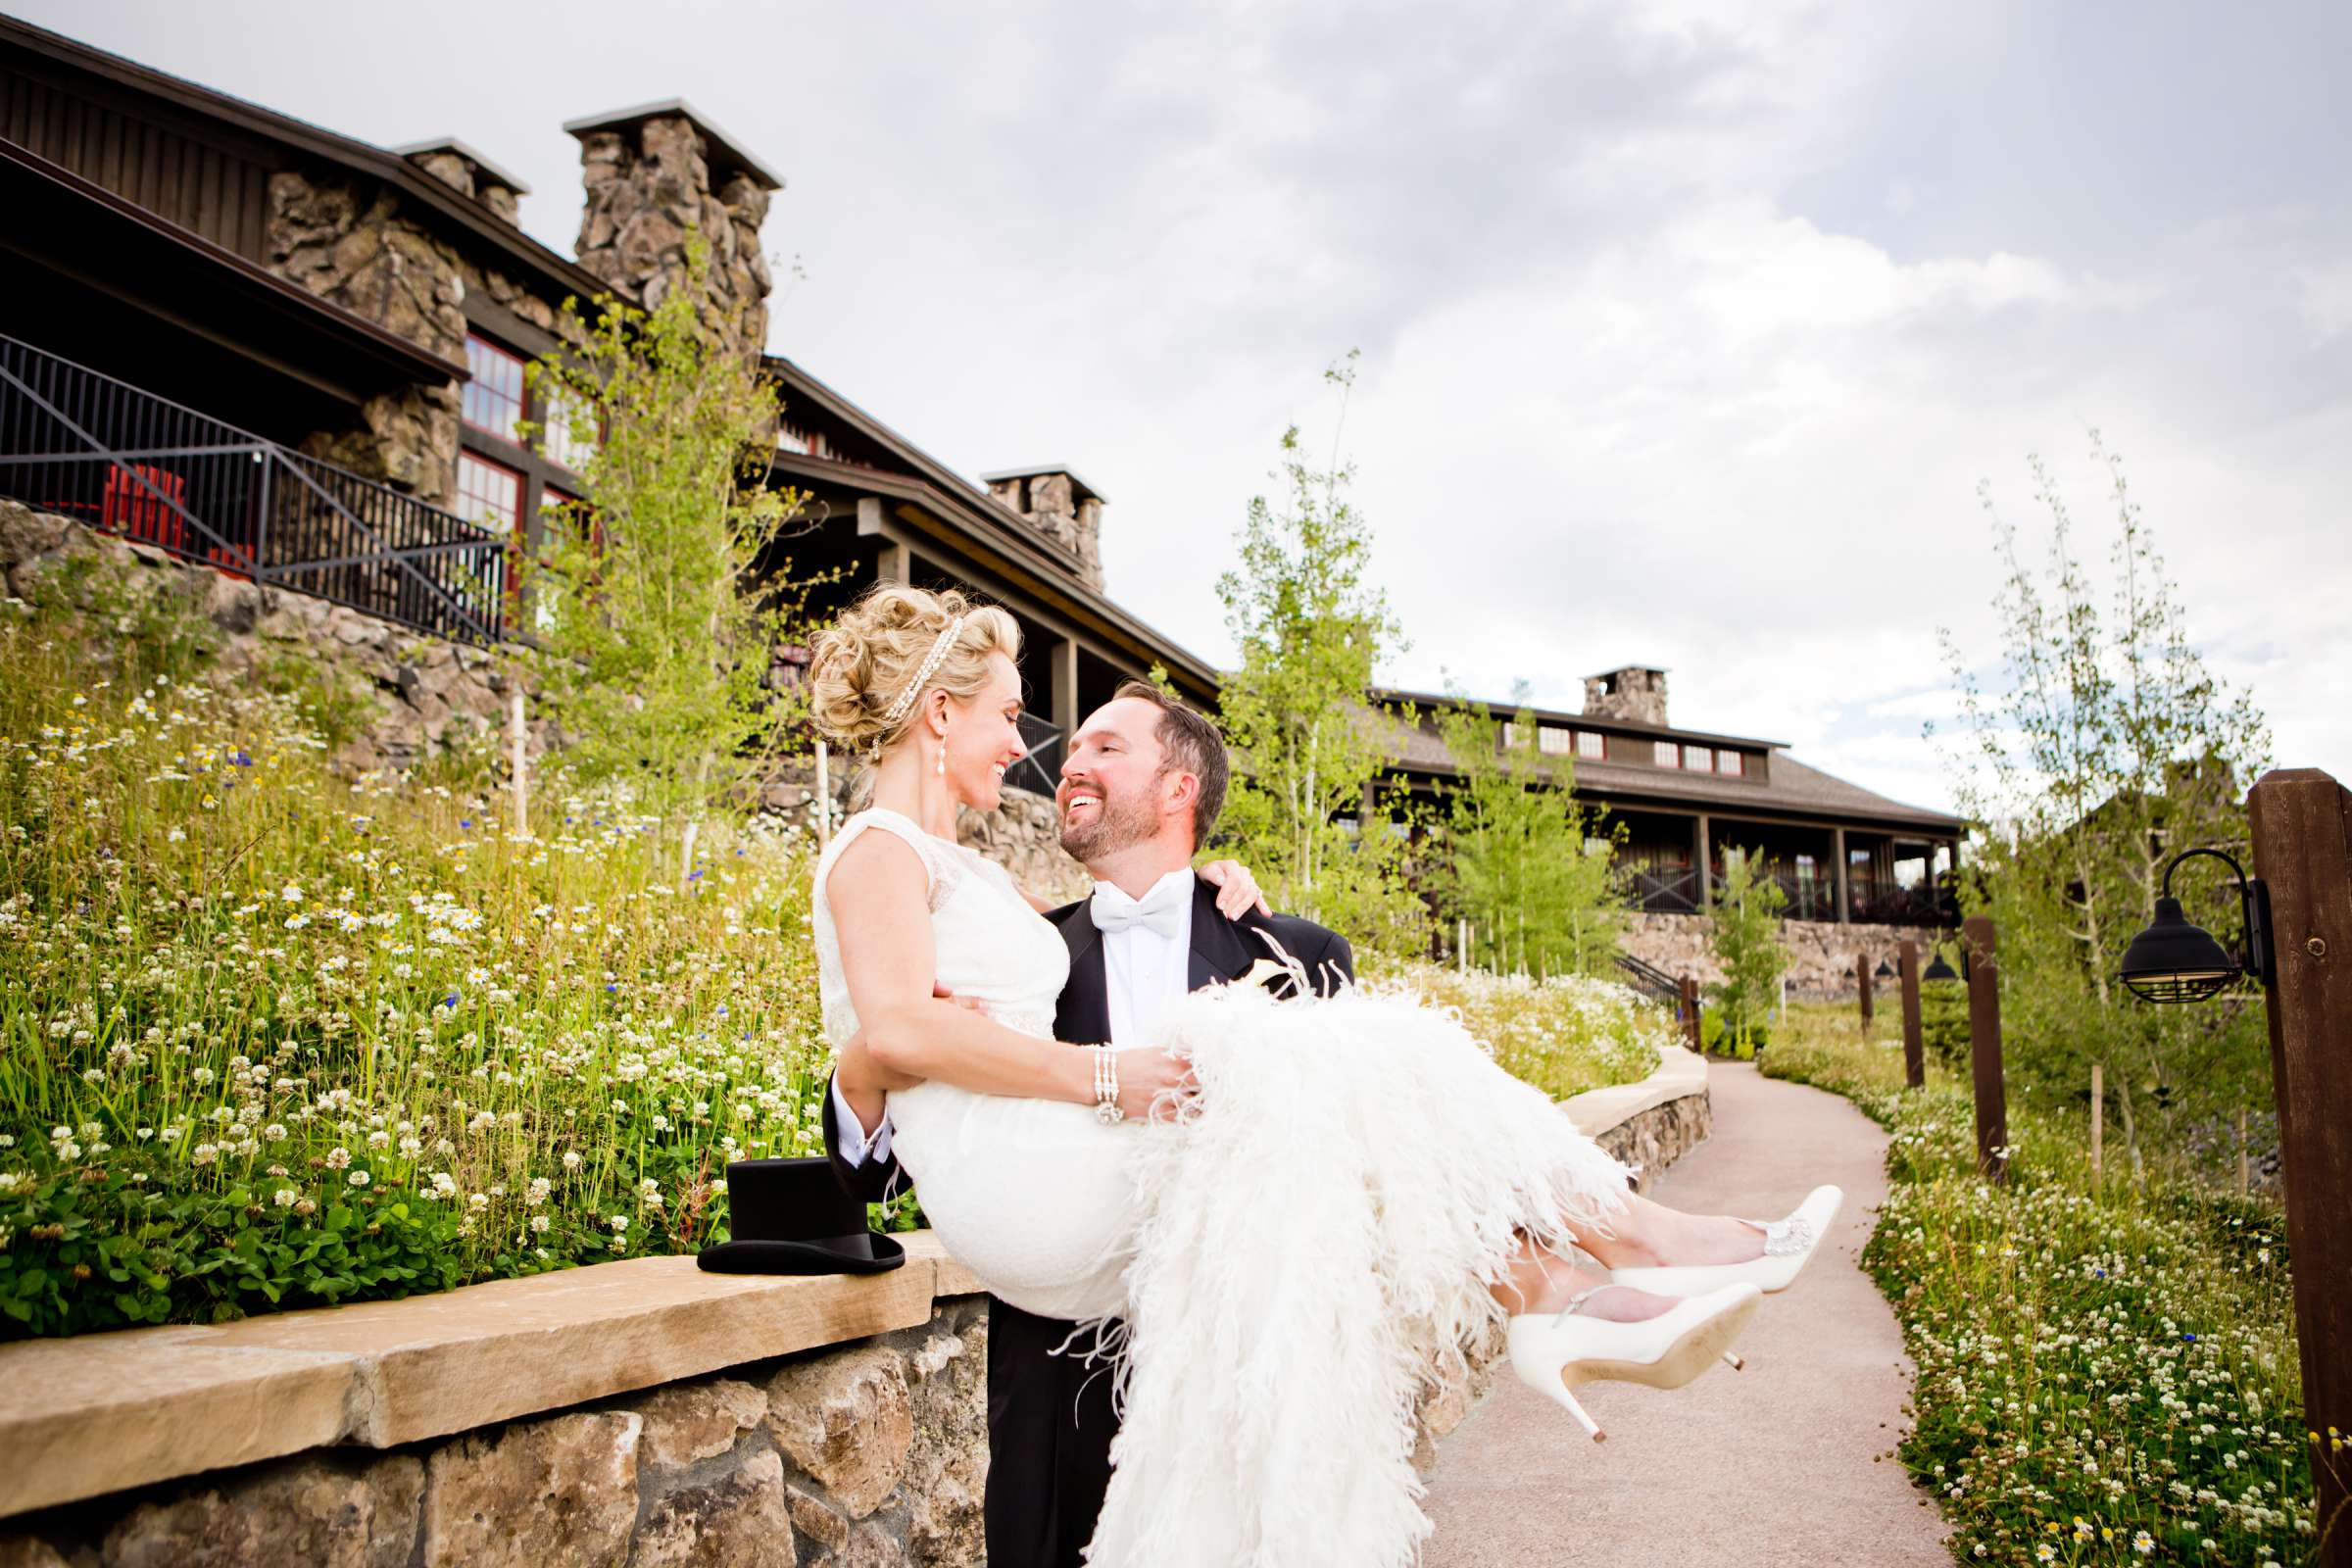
top-left (1922, 952), bottom-right (1960, 983)
top-left (1874, 957), bottom-right (1896, 980)
top-left (2118, 847), bottom-right (2275, 1004)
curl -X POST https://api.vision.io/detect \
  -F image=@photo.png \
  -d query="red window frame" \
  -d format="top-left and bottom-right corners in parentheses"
top-left (463, 333), bottom-right (528, 444)
top-left (456, 451), bottom-right (523, 535)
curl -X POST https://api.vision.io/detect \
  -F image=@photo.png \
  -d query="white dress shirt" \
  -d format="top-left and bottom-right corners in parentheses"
top-left (833, 869), bottom-right (1198, 1169)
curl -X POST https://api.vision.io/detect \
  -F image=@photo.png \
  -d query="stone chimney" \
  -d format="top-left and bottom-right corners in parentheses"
top-left (1583, 665), bottom-right (1670, 727)
top-left (982, 466), bottom-right (1105, 591)
top-left (389, 138), bottom-right (529, 225)
top-left (563, 99), bottom-right (784, 355)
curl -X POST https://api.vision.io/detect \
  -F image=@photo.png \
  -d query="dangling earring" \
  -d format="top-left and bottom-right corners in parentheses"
top-left (936, 734), bottom-right (947, 776)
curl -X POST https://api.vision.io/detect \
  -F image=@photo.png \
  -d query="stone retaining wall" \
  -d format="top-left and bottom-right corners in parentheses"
top-left (1622, 910), bottom-right (1949, 1000)
top-left (2, 1298), bottom-right (989, 1568)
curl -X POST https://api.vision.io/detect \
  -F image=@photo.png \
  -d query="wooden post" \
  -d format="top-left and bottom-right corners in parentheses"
top-left (1963, 915), bottom-right (2007, 1184)
top-left (2248, 767), bottom-right (2352, 1565)
top-left (508, 688), bottom-right (527, 837)
top-left (1680, 976), bottom-right (1702, 1054)
top-left (2237, 1107), bottom-right (2250, 1200)
top-left (1898, 940), bottom-right (1925, 1089)
top-left (1856, 952), bottom-right (1875, 1031)
top-left (2090, 1063), bottom-right (2103, 1181)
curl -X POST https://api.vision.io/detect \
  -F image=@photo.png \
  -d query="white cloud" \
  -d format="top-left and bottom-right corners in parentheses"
top-left (22, 0), bottom-right (2351, 818)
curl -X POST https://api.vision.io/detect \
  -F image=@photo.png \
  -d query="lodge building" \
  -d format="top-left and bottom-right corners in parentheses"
top-left (0, 14), bottom-right (1962, 938)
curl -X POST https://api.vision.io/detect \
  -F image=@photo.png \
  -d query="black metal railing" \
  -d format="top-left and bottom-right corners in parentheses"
top-left (0, 333), bottom-right (507, 643)
top-left (1005, 710), bottom-right (1065, 798)
top-left (1612, 952), bottom-right (1686, 1008)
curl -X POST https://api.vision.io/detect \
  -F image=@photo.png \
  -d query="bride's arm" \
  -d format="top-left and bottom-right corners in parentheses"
top-left (830, 832), bottom-right (1186, 1113)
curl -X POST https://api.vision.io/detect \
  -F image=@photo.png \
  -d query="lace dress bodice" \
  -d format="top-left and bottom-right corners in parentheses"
top-left (811, 808), bottom-right (1069, 1045)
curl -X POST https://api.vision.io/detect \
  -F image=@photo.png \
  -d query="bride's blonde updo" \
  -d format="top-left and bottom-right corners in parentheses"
top-left (809, 584), bottom-right (1023, 757)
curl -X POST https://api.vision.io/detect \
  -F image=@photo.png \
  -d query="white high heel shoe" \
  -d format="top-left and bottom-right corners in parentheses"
top-left (1505, 1281), bottom-right (1761, 1443)
top-left (1607, 1184), bottom-right (1844, 1297)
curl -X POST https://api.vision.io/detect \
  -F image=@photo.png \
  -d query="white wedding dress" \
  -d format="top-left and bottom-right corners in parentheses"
top-left (812, 807), bottom-right (1638, 1567)
top-left (812, 807), bottom-right (1135, 1320)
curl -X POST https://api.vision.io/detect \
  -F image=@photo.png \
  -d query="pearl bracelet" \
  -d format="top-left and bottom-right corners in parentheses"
top-left (1092, 1046), bottom-right (1124, 1125)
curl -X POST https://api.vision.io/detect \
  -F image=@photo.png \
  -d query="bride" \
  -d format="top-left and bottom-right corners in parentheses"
top-left (809, 584), bottom-right (1838, 1561)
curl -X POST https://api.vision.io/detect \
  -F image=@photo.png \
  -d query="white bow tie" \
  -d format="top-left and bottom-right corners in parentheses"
top-left (1092, 877), bottom-right (1190, 939)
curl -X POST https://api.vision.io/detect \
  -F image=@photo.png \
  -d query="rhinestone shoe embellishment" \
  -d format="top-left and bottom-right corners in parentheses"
top-left (1740, 1216), bottom-right (1815, 1257)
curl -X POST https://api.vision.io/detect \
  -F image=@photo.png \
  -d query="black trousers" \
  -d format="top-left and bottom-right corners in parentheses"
top-left (985, 1298), bottom-right (1119, 1568)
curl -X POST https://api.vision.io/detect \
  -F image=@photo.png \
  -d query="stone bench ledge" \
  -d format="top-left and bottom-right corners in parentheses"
top-left (1561, 1043), bottom-right (1707, 1136)
top-left (2, 1232), bottom-right (980, 1519)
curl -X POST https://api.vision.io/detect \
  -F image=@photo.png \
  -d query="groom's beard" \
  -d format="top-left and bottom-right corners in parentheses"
top-left (1058, 781), bottom-right (1159, 863)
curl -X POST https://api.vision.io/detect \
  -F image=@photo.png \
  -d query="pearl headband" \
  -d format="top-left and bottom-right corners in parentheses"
top-left (878, 615), bottom-right (968, 732)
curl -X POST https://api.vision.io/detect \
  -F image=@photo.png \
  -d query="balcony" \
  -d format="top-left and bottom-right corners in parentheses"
top-left (0, 333), bottom-right (507, 644)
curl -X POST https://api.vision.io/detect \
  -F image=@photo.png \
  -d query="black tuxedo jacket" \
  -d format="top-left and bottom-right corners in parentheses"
top-left (819, 873), bottom-right (1353, 1204)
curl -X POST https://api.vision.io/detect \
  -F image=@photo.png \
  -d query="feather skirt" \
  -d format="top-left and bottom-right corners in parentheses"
top-left (1080, 979), bottom-right (1634, 1567)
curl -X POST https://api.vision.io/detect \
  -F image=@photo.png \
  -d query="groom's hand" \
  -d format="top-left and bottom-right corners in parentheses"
top-left (933, 979), bottom-right (983, 1012)
top-left (1114, 1047), bottom-right (1198, 1121)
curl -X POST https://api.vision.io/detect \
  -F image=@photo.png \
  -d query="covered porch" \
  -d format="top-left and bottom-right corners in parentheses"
top-left (1617, 806), bottom-right (1960, 925)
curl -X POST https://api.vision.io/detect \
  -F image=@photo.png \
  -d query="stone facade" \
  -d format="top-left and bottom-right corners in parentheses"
top-left (982, 471), bottom-right (1105, 590)
top-left (1583, 664), bottom-right (1669, 726)
top-left (0, 1298), bottom-right (989, 1568)
top-left (1622, 910), bottom-right (1947, 1000)
top-left (263, 166), bottom-right (590, 511)
top-left (574, 114), bottom-right (773, 356)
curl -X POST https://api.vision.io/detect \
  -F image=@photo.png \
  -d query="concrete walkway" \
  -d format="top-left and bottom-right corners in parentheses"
top-left (1422, 1061), bottom-right (1950, 1568)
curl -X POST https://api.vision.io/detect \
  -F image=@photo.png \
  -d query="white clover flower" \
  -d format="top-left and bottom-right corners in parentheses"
top-left (564, 1151), bottom-right (583, 1171)
top-left (530, 1214), bottom-right (550, 1234)
top-left (323, 1147), bottom-right (351, 1171)
top-left (609, 1215), bottom-right (628, 1235)
top-left (273, 1187), bottom-right (299, 1208)
top-left (192, 1143), bottom-right (218, 1165)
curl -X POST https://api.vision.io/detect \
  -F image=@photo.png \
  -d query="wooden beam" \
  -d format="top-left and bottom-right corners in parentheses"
top-left (1695, 813), bottom-right (1712, 911)
top-left (1833, 826), bottom-right (1850, 925)
top-left (2246, 766), bottom-right (2352, 1566)
top-left (1048, 635), bottom-right (1080, 739)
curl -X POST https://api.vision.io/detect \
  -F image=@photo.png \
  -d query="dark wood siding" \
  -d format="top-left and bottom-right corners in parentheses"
top-left (1, 68), bottom-right (273, 260)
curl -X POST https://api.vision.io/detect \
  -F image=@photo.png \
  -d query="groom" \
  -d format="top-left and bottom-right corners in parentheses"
top-left (821, 678), bottom-right (1351, 1568)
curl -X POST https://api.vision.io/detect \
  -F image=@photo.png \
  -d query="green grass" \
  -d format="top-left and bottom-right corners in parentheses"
top-left (1764, 1004), bottom-right (2325, 1565)
top-left (1360, 957), bottom-right (1668, 1101)
top-left (0, 605), bottom-right (842, 1337)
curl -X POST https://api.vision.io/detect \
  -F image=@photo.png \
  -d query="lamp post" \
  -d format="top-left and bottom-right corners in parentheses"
top-left (2121, 771), bottom-right (2351, 1566)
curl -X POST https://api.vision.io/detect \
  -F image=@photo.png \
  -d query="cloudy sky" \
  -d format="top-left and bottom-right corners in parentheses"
top-left (31, 0), bottom-right (2350, 813)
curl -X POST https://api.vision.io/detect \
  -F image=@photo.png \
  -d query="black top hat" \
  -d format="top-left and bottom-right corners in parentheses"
top-left (697, 1156), bottom-right (906, 1276)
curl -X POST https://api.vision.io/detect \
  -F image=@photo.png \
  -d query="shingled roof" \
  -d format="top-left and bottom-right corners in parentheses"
top-left (1363, 703), bottom-right (1963, 834)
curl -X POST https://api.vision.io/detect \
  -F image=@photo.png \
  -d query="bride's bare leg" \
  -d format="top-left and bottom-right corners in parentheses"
top-left (1568, 1191), bottom-right (1767, 1270)
top-left (1488, 1236), bottom-right (1676, 1321)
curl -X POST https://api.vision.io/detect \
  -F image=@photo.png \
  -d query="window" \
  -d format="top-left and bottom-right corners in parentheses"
top-left (1576, 731), bottom-right (1606, 760)
top-left (776, 420), bottom-right (826, 460)
top-left (455, 452), bottom-right (522, 534)
top-left (1538, 726), bottom-right (1573, 756)
top-left (1717, 750), bottom-right (1744, 777)
top-left (1653, 740), bottom-right (1679, 767)
top-left (541, 386), bottom-right (598, 473)
top-left (463, 334), bottom-right (527, 444)
top-left (1684, 745), bottom-right (1714, 772)
top-left (1499, 721), bottom-right (1521, 750)
top-left (1795, 854), bottom-right (1817, 883)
